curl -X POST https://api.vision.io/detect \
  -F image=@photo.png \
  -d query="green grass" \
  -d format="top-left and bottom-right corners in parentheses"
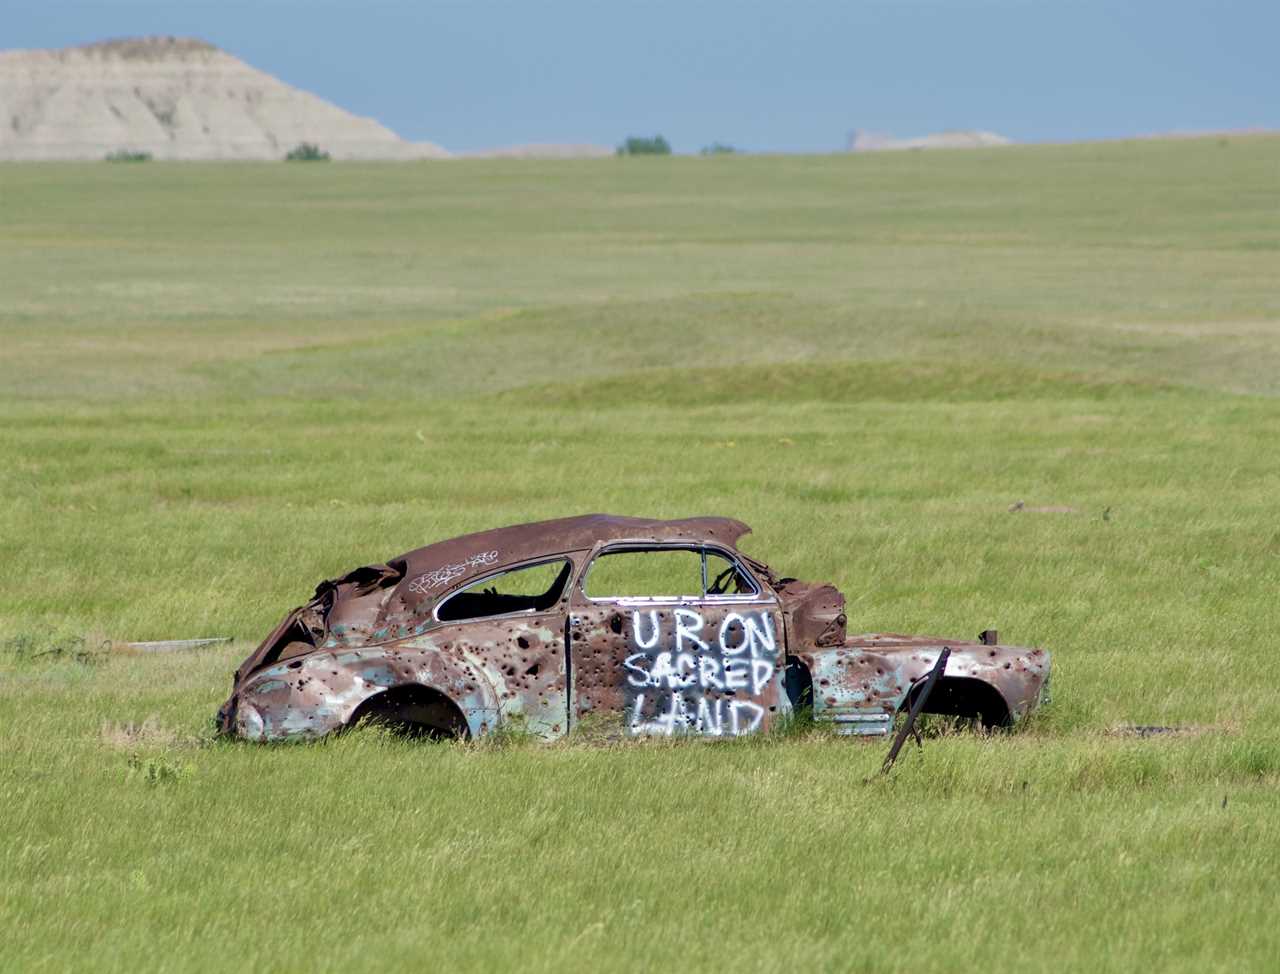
top-left (2, 137), bottom-right (1279, 972)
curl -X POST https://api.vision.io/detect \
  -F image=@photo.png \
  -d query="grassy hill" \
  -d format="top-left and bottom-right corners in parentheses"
top-left (2, 138), bottom-right (1279, 971)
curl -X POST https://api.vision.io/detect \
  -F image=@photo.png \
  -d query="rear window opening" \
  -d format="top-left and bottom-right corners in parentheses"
top-left (435, 559), bottom-right (572, 622)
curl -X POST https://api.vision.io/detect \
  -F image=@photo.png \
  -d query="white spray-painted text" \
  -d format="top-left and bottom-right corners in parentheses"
top-left (407, 549), bottom-right (500, 596)
top-left (623, 608), bottom-right (777, 737)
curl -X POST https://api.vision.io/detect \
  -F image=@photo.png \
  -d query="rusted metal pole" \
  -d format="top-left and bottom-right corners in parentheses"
top-left (120, 637), bottom-right (232, 654)
top-left (881, 647), bottom-right (951, 775)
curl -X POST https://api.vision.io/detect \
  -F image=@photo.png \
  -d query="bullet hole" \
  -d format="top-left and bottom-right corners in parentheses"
top-left (517, 636), bottom-right (530, 649)
top-left (526, 663), bottom-right (541, 677)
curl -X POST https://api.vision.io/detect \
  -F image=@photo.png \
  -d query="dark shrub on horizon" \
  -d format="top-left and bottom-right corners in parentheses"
top-left (104, 149), bottom-right (152, 162)
top-left (616, 135), bottom-right (671, 156)
top-left (284, 142), bottom-right (331, 162)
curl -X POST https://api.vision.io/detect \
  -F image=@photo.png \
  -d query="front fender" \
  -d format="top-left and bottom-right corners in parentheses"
top-left (794, 635), bottom-right (1051, 728)
top-left (226, 642), bottom-right (501, 742)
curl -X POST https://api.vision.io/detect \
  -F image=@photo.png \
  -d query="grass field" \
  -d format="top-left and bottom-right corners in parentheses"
top-left (2, 138), bottom-right (1279, 972)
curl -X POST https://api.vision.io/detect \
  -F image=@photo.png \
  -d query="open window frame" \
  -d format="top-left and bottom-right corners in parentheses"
top-left (432, 556), bottom-right (575, 624)
top-left (578, 542), bottom-right (766, 605)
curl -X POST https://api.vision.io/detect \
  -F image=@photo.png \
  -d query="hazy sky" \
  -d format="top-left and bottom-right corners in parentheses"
top-left (9, 1), bottom-right (1278, 153)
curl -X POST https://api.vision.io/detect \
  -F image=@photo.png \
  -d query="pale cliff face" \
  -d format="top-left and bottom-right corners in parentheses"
top-left (847, 129), bottom-right (1013, 152)
top-left (0, 35), bottom-right (450, 161)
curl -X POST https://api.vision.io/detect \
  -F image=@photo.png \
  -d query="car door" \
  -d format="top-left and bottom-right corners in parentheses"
top-left (567, 543), bottom-right (786, 737)
top-left (431, 557), bottom-right (573, 739)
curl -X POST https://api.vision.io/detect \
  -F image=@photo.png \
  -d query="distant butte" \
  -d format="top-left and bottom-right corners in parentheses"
top-left (847, 130), bottom-right (1013, 152)
top-left (0, 35), bottom-right (450, 160)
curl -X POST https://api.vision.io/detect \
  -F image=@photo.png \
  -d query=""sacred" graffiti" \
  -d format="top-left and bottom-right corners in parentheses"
top-left (623, 607), bottom-right (778, 737)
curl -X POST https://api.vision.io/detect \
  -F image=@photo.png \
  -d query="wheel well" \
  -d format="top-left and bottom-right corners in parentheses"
top-left (907, 677), bottom-right (1011, 729)
top-left (348, 684), bottom-right (470, 740)
top-left (783, 657), bottom-right (814, 711)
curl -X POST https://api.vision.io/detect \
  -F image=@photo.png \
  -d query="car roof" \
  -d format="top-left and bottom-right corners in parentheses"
top-left (394, 513), bottom-right (751, 584)
top-left (232, 515), bottom-right (760, 676)
top-left (314, 514), bottom-right (753, 642)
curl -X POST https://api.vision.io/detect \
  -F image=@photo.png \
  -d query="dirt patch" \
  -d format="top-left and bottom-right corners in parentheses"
top-left (1008, 501), bottom-right (1080, 514)
top-left (100, 716), bottom-right (193, 750)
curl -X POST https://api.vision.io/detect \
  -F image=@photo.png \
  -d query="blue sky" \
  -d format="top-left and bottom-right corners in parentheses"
top-left (9, 1), bottom-right (1278, 153)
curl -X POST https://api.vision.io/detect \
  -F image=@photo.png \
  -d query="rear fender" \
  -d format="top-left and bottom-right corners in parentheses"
top-left (232, 641), bottom-right (500, 742)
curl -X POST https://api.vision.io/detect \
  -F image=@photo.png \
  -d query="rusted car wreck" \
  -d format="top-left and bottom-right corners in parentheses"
top-left (218, 515), bottom-right (1050, 741)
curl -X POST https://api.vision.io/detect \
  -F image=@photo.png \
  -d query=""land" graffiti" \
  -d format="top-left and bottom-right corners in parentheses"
top-left (623, 608), bottom-right (778, 737)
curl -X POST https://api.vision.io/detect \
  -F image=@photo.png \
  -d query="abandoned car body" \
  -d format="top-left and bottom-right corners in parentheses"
top-left (218, 515), bottom-right (1050, 742)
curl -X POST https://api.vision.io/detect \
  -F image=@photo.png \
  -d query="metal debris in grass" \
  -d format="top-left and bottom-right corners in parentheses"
top-left (3, 632), bottom-right (232, 664)
top-left (1008, 501), bottom-right (1080, 514)
top-left (1108, 723), bottom-right (1217, 739)
top-left (115, 637), bottom-right (231, 655)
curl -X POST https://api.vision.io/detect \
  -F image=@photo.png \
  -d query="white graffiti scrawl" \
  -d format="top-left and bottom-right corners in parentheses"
top-left (406, 549), bottom-right (500, 596)
top-left (623, 608), bottom-right (778, 737)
